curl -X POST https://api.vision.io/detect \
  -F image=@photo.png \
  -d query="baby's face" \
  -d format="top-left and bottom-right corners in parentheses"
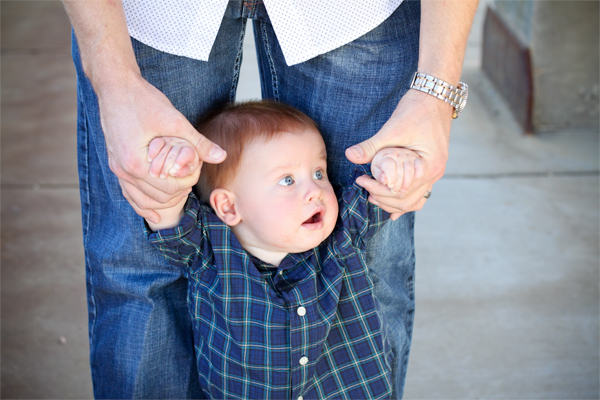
top-left (231, 128), bottom-right (339, 255)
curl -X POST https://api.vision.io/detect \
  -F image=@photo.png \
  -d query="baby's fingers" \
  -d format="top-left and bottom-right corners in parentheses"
top-left (401, 157), bottom-right (426, 192)
top-left (148, 140), bottom-right (169, 178)
top-left (148, 137), bottom-right (166, 162)
top-left (380, 156), bottom-right (403, 193)
top-left (400, 158), bottom-right (415, 192)
top-left (371, 163), bottom-right (386, 186)
top-left (158, 145), bottom-right (186, 179)
top-left (169, 146), bottom-right (199, 177)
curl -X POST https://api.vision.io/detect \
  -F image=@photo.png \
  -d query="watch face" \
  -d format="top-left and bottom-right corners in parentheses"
top-left (455, 82), bottom-right (468, 118)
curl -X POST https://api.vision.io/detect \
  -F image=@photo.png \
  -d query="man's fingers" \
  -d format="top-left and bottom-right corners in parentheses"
top-left (345, 113), bottom-right (409, 165)
top-left (198, 135), bottom-right (226, 164)
top-left (159, 110), bottom-right (226, 165)
top-left (368, 188), bottom-right (429, 215)
top-left (176, 125), bottom-right (226, 165)
top-left (127, 196), bottom-right (161, 224)
top-left (368, 196), bottom-right (405, 220)
top-left (356, 173), bottom-right (432, 215)
top-left (369, 190), bottom-right (427, 211)
top-left (355, 175), bottom-right (396, 198)
top-left (119, 180), bottom-right (162, 223)
top-left (119, 174), bottom-right (195, 208)
top-left (345, 136), bottom-right (384, 165)
top-left (389, 212), bottom-right (403, 221)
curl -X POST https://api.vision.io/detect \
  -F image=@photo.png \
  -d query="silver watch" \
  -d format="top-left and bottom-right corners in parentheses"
top-left (409, 72), bottom-right (468, 119)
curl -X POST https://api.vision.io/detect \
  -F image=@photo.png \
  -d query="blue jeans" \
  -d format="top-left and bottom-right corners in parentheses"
top-left (73, 1), bottom-right (419, 398)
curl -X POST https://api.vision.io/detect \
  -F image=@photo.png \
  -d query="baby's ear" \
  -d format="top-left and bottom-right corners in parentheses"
top-left (210, 189), bottom-right (241, 226)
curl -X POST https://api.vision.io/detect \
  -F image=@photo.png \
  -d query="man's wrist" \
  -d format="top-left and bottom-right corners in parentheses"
top-left (94, 69), bottom-right (145, 103)
top-left (399, 88), bottom-right (454, 121)
top-left (409, 72), bottom-right (468, 119)
top-left (84, 43), bottom-right (142, 96)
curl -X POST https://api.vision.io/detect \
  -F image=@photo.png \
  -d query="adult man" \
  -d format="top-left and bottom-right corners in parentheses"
top-left (63, 1), bottom-right (478, 398)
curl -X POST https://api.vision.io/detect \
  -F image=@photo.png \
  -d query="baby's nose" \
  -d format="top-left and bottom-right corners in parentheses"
top-left (305, 181), bottom-right (323, 202)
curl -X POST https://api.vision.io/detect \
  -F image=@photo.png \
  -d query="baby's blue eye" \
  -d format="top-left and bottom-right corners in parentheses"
top-left (278, 176), bottom-right (294, 186)
top-left (314, 170), bottom-right (323, 180)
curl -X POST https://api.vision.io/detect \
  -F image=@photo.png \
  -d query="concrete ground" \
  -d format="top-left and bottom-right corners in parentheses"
top-left (1, 1), bottom-right (598, 399)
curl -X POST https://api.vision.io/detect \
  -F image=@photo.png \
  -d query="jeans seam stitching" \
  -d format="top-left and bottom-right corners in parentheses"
top-left (229, 19), bottom-right (247, 101)
top-left (78, 82), bottom-right (98, 357)
top-left (259, 21), bottom-right (279, 100)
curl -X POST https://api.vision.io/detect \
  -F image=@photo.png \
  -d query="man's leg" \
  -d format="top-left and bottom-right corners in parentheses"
top-left (252, 1), bottom-right (420, 397)
top-left (72, 9), bottom-right (248, 398)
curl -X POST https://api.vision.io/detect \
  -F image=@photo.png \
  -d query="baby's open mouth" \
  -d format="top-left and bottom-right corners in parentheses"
top-left (304, 211), bottom-right (322, 225)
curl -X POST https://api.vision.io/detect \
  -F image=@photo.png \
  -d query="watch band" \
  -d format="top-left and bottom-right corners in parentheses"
top-left (409, 72), bottom-right (468, 119)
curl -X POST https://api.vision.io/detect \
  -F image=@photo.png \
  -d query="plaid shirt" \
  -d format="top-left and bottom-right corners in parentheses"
top-left (147, 167), bottom-right (393, 399)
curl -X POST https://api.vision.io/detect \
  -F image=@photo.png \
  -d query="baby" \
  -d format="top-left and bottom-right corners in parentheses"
top-left (145, 101), bottom-right (420, 399)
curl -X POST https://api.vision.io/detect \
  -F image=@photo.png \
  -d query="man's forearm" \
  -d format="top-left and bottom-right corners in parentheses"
top-left (62, 0), bottom-right (141, 93)
top-left (418, 0), bottom-right (479, 85)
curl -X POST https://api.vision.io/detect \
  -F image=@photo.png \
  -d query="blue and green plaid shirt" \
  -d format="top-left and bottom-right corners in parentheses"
top-left (147, 167), bottom-right (393, 399)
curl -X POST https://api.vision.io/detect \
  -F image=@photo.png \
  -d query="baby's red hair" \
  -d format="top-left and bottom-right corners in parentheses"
top-left (195, 100), bottom-right (319, 203)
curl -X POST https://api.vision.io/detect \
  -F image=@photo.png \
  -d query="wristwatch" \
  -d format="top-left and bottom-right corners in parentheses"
top-left (409, 72), bottom-right (468, 119)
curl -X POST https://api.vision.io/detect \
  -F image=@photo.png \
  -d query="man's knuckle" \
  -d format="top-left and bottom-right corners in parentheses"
top-left (194, 134), bottom-right (210, 152)
top-left (429, 159), bottom-right (446, 179)
top-left (364, 140), bottom-right (379, 156)
top-left (136, 160), bottom-right (151, 177)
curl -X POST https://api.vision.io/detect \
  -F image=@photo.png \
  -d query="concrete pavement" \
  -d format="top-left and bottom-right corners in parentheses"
top-left (1, 1), bottom-right (598, 398)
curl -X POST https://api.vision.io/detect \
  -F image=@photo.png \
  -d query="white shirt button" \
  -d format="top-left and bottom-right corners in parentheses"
top-left (299, 356), bottom-right (309, 365)
top-left (297, 306), bottom-right (306, 316)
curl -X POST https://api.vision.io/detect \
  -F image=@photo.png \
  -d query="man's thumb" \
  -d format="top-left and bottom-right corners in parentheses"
top-left (178, 123), bottom-right (226, 165)
top-left (345, 139), bottom-right (378, 165)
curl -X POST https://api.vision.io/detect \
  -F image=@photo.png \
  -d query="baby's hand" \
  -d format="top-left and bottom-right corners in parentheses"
top-left (148, 137), bottom-right (200, 179)
top-left (371, 147), bottom-right (425, 194)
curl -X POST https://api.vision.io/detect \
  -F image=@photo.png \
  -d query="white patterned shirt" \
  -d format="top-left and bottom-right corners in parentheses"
top-left (123, 0), bottom-right (403, 66)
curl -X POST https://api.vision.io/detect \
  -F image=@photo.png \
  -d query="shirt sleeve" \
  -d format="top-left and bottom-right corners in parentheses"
top-left (144, 192), bottom-right (210, 273)
top-left (338, 164), bottom-right (391, 249)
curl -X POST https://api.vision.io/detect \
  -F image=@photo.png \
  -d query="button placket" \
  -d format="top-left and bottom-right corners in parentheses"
top-left (293, 299), bottom-right (309, 398)
top-left (296, 305), bottom-right (308, 369)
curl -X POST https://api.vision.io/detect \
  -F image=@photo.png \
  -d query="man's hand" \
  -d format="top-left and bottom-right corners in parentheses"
top-left (62, 0), bottom-right (227, 225)
top-left (346, 89), bottom-right (452, 220)
top-left (345, 0), bottom-right (478, 220)
top-left (98, 75), bottom-right (225, 224)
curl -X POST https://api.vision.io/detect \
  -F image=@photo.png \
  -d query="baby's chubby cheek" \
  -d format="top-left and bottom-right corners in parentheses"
top-left (269, 213), bottom-right (299, 243)
top-left (325, 196), bottom-right (339, 227)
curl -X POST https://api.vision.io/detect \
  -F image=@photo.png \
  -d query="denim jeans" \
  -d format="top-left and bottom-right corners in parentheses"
top-left (73, 1), bottom-right (419, 398)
